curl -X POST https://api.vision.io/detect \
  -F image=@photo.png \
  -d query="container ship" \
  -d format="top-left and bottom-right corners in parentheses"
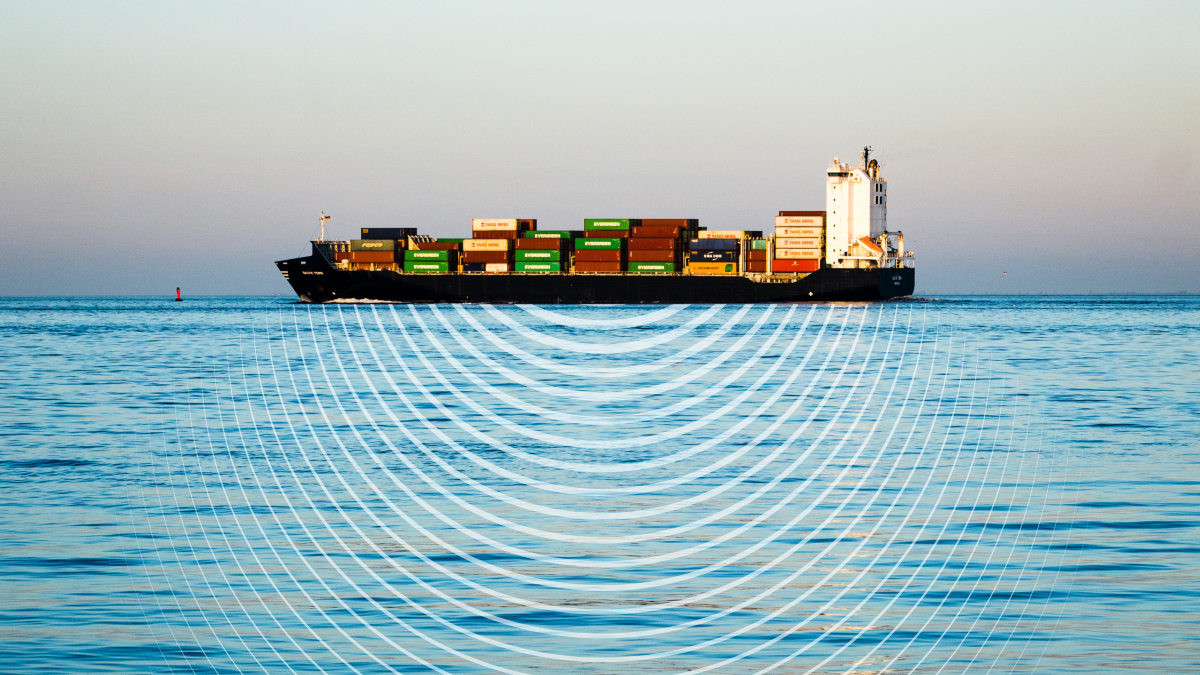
top-left (276, 149), bottom-right (915, 303)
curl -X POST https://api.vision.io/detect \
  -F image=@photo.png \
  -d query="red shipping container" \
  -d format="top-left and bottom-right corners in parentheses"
top-left (575, 250), bottom-right (623, 262)
top-left (585, 230), bottom-right (629, 238)
top-left (777, 211), bottom-right (826, 217)
top-left (515, 238), bottom-right (565, 251)
top-left (628, 249), bottom-right (679, 262)
top-left (631, 226), bottom-right (681, 238)
top-left (574, 261), bottom-right (623, 273)
top-left (772, 259), bottom-right (821, 272)
top-left (747, 260), bottom-right (767, 273)
top-left (748, 250), bottom-right (767, 261)
top-left (627, 238), bottom-right (676, 250)
top-left (462, 251), bottom-right (509, 263)
top-left (349, 251), bottom-right (394, 263)
top-left (471, 230), bottom-right (520, 239)
top-left (641, 219), bottom-right (697, 228)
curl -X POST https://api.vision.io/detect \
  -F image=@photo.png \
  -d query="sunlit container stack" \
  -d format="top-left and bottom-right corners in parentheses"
top-left (688, 229), bottom-right (758, 275)
top-left (403, 236), bottom-right (458, 274)
top-left (624, 219), bottom-right (697, 274)
top-left (461, 237), bottom-right (511, 273)
top-left (773, 211), bottom-right (825, 273)
top-left (514, 235), bottom-right (567, 274)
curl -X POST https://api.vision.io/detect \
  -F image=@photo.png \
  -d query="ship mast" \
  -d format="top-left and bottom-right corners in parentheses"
top-left (319, 212), bottom-right (330, 242)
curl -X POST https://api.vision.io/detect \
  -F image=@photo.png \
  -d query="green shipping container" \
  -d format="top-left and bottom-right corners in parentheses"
top-left (628, 261), bottom-right (677, 274)
top-left (404, 250), bottom-right (452, 261)
top-left (584, 219), bottom-right (631, 231)
top-left (574, 237), bottom-right (622, 250)
top-left (515, 250), bottom-right (561, 262)
top-left (524, 231), bottom-right (572, 238)
top-left (515, 261), bottom-right (561, 273)
top-left (403, 261), bottom-right (450, 273)
top-left (437, 238), bottom-right (466, 243)
top-left (750, 239), bottom-right (768, 250)
top-left (351, 239), bottom-right (396, 251)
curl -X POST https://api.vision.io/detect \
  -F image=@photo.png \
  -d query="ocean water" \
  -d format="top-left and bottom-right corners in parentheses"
top-left (1, 296), bottom-right (1196, 674)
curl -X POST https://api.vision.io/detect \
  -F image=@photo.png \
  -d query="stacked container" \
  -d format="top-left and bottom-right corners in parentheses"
top-left (773, 211), bottom-right (825, 273)
top-left (688, 236), bottom-right (740, 275)
top-left (627, 218), bottom-right (697, 274)
top-left (514, 237), bottom-right (565, 273)
top-left (747, 238), bottom-right (769, 273)
top-left (342, 238), bottom-right (397, 271)
top-left (471, 219), bottom-right (536, 240)
top-left (574, 235), bottom-right (624, 273)
top-left (404, 239), bottom-right (459, 274)
top-left (462, 237), bottom-right (511, 273)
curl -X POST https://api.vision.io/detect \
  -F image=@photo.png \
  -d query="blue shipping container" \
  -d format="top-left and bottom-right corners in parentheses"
top-left (689, 239), bottom-right (740, 251)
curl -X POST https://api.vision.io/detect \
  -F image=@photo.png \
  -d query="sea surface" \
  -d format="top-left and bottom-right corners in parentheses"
top-left (1, 296), bottom-right (1196, 674)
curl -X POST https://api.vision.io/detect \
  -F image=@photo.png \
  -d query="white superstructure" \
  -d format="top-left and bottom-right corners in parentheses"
top-left (825, 147), bottom-right (888, 268)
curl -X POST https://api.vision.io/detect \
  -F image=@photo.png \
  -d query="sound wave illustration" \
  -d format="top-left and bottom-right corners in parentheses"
top-left (130, 304), bottom-right (1077, 674)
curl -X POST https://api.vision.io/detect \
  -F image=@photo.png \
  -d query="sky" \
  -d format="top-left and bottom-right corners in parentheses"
top-left (1, 1), bottom-right (1197, 296)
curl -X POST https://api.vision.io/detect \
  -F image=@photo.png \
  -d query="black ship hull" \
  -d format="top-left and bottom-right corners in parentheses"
top-left (276, 244), bottom-right (914, 304)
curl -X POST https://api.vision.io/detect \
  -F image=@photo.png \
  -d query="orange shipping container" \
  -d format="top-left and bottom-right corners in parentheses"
top-left (627, 238), bottom-right (676, 250)
top-left (575, 250), bottom-right (622, 262)
top-left (747, 260), bottom-right (767, 273)
top-left (574, 261), bottom-right (622, 273)
top-left (640, 218), bottom-right (696, 228)
top-left (471, 230), bottom-right (520, 240)
top-left (585, 230), bottom-right (629, 238)
top-left (748, 250), bottom-right (767, 261)
top-left (631, 225), bottom-right (682, 238)
top-left (348, 251), bottom-right (394, 263)
top-left (772, 259), bottom-right (820, 273)
top-left (628, 249), bottom-right (678, 262)
top-left (515, 238), bottom-right (564, 251)
top-left (462, 251), bottom-right (508, 263)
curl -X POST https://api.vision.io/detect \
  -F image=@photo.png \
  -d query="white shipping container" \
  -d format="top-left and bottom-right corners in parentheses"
top-left (463, 239), bottom-right (510, 251)
top-left (484, 263), bottom-right (510, 273)
top-left (775, 226), bottom-right (824, 238)
top-left (775, 215), bottom-right (824, 228)
top-left (775, 248), bottom-right (822, 259)
top-left (698, 230), bottom-right (746, 239)
top-left (776, 237), bottom-right (824, 249)
top-left (472, 218), bottom-right (519, 231)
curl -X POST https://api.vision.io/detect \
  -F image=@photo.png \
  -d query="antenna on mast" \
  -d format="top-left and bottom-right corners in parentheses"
top-left (319, 212), bottom-right (331, 242)
top-left (862, 146), bottom-right (872, 169)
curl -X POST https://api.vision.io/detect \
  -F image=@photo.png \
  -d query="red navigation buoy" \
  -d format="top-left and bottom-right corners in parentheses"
top-left (175, 287), bottom-right (182, 302)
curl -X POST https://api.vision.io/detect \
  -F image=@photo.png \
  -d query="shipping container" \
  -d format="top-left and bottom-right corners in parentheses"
top-left (472, 218), bottom-right (518, 231)
top-left (403, 261), bottom-right (450, 273)
top-left (463, 239), bottom-right (510, 251)
top-left (748, 250), bottom-right (767, 261)
top-left (627, 238), bottom-right (676, 250)
top-left (515, 250), bottom-right (561, 262)
top-left (470, 230), bottom-right (520, 240)
top-left (575, 250), bottom-right (623, 262)
top-left (333, 252), bottom-right (351, 262)
top-left (351, 239), bottom-right (396, 251)
top-left (775, 226), bottom-right (824, 238)
top-left (348, 251), bottom-right (394, 263)
top-left (360, 228), bottom-right (416, 239)
top-left (691, 250), bottom-right (738, 263)
top-left (775, 248), bottom-right (822, 259)
top-left (462, 251), bottom-right (509, 263)
top-left (640, 219), bottom-right (698, 229)
top-left (462, 262), bottom-right (486, 273)
top-left (772, 259), bottom-right (821, 273)
top-left (575, 238), bottom-right (623, 250)
top-left (515, 238), bottom-right (564, 251)
top-left (631, 225), bottom-right (681, 238)
top-left (524, 230), bottom-right (571, 239)
top-left (689, 239), bottom-right (739, 251)
top-left (775, 215), bottom-right (825, 228)
top-left (689, 262), bottom-right (738, 275)
top-left (437, 238), bottom-right (466, 243)
top-left (404, 250), bottom-right (452, 261)
top-left (351, 262), bottom-right (394, 271)
top-left (698, 230), bottom-right (746, 239)
top-left (776, 238), bottom-right (824, 249)
top-left (574, 261), bottom-right (623, 273)
top-left (485, 263), bottom-right (510, 273)
top-left (628, 261), bottom-right (677, 274)
top-left (628, 249), bottom-right (679, 262)
top-left (749, 239), bottom-right (768, 250)
top-left (585, 230), bottom-right (629, 238)
top-left (515, 262), bottom-right (561, 273)
top-left (584, 219), bottom-right (637, 230)
top-left (747, 260), bottom-right (767, 273)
